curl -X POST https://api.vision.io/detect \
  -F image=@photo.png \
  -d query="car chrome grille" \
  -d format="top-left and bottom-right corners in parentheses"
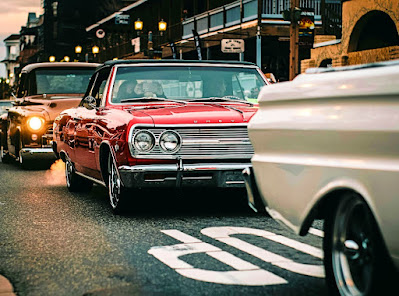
top-left (131, 125), bottom-right (254, 159)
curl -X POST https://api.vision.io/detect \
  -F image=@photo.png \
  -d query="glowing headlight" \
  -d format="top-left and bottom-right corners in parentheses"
top-left (133, 130), bottom-right (155, 152)
top-left (159, 131), bottom-right (181, 153)
top-left (27, 116), bottom-right (44, 131)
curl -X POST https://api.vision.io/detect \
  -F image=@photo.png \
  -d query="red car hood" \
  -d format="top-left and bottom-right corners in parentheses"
top-left (125, 103), bottom-right (257, 124)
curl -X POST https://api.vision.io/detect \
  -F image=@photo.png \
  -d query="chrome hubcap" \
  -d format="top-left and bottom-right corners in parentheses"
top-left (65, 160), bottom-right (73, 187)
top-left (109, 160), bottom-right (120, 209)
top-left (332, 197), bottom-right (374, 296)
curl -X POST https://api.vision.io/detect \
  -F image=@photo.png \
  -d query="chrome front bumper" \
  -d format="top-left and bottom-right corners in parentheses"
top-left (20, 147), bottom-right (57, 161)
top-left (118, 162), bottom-right (251, 188)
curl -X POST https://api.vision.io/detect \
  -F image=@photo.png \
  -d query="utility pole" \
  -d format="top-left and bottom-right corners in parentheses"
top-left (284, 0), bottom-right (301, 80)
top-left (256, 0), bottom-right (262, 68)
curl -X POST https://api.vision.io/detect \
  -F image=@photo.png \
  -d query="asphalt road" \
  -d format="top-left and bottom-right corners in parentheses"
top-left (0, 159), bottom-right (328, 296)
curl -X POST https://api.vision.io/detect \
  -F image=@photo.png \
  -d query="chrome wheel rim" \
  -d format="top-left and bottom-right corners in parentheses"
top-left (332, 197), bottom-right (374, 296)
top-left (65, 159), bottom-right (73, 187)
top-left (109, 158), bottom-right (121, 209)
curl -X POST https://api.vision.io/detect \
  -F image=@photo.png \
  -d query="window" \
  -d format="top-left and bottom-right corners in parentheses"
top-left (33, 68), bottom-right (95, 95)
top-left (111, 66), bottom-right (266, 103)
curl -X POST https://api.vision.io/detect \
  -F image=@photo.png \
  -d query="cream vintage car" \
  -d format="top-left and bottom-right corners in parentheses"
top-left (245, 60), bottom-right (399, 296)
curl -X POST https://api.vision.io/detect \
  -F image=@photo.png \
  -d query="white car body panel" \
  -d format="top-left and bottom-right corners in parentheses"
top-left (248, 61), bottom-right (399, 269)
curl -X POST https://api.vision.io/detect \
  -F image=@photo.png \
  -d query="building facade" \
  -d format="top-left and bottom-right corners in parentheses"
top-left (85, 0), bottom-right (342, 81)
top-left (1, 35), bottom-right (20, 85)
top-left (301, 0), bottom-right (399, 72)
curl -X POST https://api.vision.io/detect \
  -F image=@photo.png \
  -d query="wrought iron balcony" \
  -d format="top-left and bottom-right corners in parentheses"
top-left (181, 0), bottom-right (341, 40)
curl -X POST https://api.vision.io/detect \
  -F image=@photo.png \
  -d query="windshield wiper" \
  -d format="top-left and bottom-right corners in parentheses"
top-left (188, 96), bottom-right (253, 106)
top-left (120, 97), bottom-right (187, 105)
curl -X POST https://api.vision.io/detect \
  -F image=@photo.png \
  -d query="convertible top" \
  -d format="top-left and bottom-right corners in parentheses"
top-left (96, 59), bottom-right (258, 71)
top-left (21, 62), bottom-right (100, 73)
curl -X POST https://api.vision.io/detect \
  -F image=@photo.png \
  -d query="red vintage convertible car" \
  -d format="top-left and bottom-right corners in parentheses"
top-left (53, 60), bottom-right (268, 212)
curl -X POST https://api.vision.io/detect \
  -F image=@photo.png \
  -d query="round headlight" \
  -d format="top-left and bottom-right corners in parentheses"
top-left (28, 116), bottom-right (44, 131)
top-left (159, 131), bottom-right (181, 153)
top-left (133, 130), bottom-right (155, 152)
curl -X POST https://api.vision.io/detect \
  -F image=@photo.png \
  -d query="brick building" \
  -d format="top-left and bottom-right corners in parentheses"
top-left (301, 0), bottom-right (399, 72)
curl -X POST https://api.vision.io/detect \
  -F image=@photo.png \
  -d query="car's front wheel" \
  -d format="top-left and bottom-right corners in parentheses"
top-left (19, 151), bottom-right (34, 169)
top-left (324, 192), bottom-right (395, 296)
top-left (108, 152), bottom-right (127, 214)
top-left (65, 157), bottom-right (93, 192)
top-left (0, 146), bottom-right (12, 163)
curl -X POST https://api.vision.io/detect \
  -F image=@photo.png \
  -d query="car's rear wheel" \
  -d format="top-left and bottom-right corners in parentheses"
top-left (324, 192), bottom-right (395, 296)
top-left (65, 157), bottom-right (93, 192)
top-left (108, 152), bottom-right (127, 214)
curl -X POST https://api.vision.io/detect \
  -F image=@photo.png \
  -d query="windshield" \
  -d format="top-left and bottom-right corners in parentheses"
top-left (111, 66), bottom-right (266, 104)
top-left (33, 68), bottom-right (94, 95)
top-left (0, 101), bottom-right (13, 115)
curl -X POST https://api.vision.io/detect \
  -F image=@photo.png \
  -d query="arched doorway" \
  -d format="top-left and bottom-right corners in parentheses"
top-left (319, 58), bottom-right (332, 68)
top-left (348, 10), bottom-right (399, 52)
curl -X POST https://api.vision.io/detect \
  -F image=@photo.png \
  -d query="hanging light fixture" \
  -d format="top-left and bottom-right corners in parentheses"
top-left (134, 18), bottom-right (143, 31)
top-left (158, 19), bottom-right (167, 32)
top-left (92, 46), bottom-right (100, 54)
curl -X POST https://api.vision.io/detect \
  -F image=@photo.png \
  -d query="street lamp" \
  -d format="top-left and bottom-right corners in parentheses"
top-left (134, 18), bottom-right (143, 33)
top-left (158, 19), bottom-right (167, 36)
top-left (75, 45), bottom-right (82, 62)
top-left (64, 56), bottom-right (70, 62)
top-left (75, 45), bottom-right (82, 54)
top-left (133, 18), bottom-right (168, 58)
top-left (92, 46), bottom-right (99, 55)
top-left (92, 45), bottom-right (100, 62)
top-left (49, 56), bottom-right (56, 62)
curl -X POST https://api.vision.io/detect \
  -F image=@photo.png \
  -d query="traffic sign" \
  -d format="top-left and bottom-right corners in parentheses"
top-left (115, 14), bottom-right (130, 25)
top-left (221, 39), bottom-right (245, 53)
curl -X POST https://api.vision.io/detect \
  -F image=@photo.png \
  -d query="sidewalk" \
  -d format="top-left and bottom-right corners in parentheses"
top-left (0, 275), bottom-right (15, 296)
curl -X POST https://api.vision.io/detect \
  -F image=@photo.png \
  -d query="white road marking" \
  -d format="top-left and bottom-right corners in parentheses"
top-left (201, 227), bottom-right (324, 278)
top-left (148, 230), bottom-right (287, 286)
top-left (161, 229), bottom-right (202, 243)
top-left (309, 227), bottom-right (324, 238)
top-left (207, 251), bottom-right (259, 270)
top-left (177, 269), bottom-right (286, 286)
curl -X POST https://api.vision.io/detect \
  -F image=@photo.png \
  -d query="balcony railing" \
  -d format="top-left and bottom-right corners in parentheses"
top-left (181, 0), bottom-right (341, 40)
top-left (182, 0), bottom-right (258, 39)
top-left (322, 1), bottom-right (342, 38)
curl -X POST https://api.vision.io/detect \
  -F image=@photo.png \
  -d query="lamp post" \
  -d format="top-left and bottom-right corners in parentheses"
top-left (75, 45), bottom-right (82, 61)
top-left (134, 18), bottom-right (167, 59)
top-left (134, 18), bottom-right (143, 34)
top-left (158, 19), bottom-right (167, 36)
top-left (92, 45), bottom-right (100, 61)
top-left (49, 56), bottom-right (56, 62)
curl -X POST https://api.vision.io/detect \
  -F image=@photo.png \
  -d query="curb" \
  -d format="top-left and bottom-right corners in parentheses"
top-left (0, 275), bottom-right (16, 296)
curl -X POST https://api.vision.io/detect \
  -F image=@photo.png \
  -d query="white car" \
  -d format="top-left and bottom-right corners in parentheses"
top-left (245, 60), bottom-right (399, 296)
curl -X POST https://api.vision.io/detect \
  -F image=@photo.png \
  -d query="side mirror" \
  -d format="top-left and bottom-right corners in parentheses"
top-left (82, 96), bottom-right (97, 110)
